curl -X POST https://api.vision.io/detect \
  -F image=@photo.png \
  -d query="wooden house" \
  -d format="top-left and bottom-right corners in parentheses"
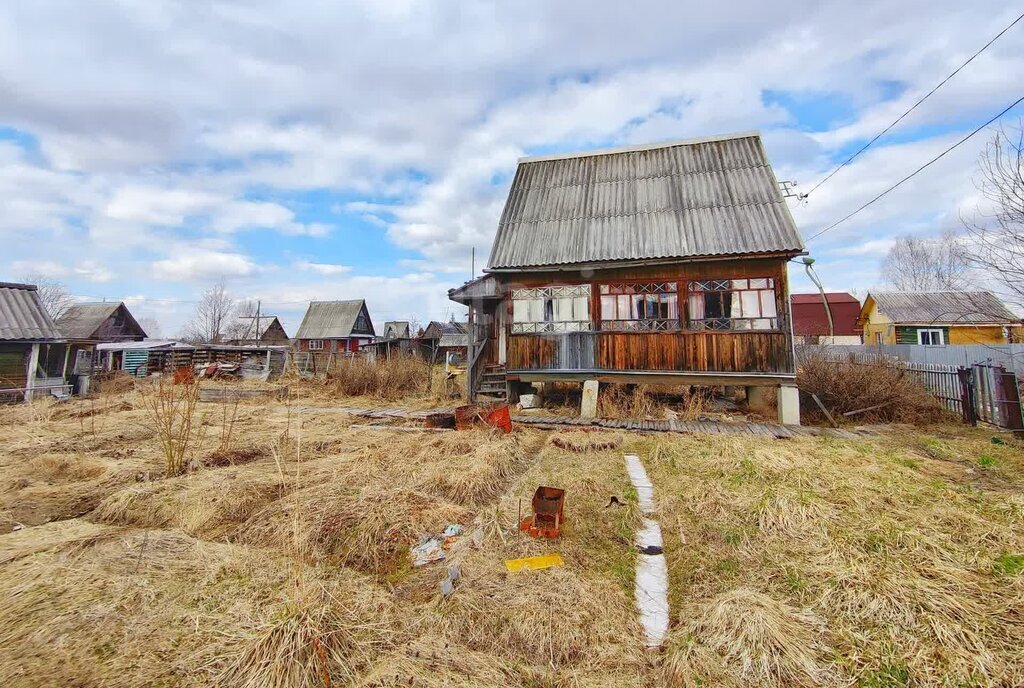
top-left (226, 315), bottom-right (289, 346)
top-left (790, 293), bottom-right (862, 344)
top-left (858, 291), bottom-right (1022, 346)
top-left (294, 300), bottom-right (375, 354)
top-left (55, 301), bottom-right (147, 376)
top-left (449, 132), bottom-right (806, 423)
top-left (381, 321), bottom-right (411, 340)
top-left (0, 282), bottom-right (69, 401)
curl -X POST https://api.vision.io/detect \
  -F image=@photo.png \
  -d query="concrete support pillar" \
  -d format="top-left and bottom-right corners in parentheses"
top-left (25, 343), bottom-right (40, 402)
top-left (745, 385), bottom-right (770, 412)
top-left (777, 384), bottom-right (801, 426)
top-left (581, 380), bottom-right (599, 419)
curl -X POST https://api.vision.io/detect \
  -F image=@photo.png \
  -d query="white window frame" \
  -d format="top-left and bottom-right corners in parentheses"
top-left (308, 339), bottom-right (324, 351)
top-left (510, 285), bottom-right (591, 333)
top-left (917, 328), bottom-right (944, 346)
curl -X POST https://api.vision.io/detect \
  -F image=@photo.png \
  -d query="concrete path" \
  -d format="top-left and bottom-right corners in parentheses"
top-left (625, 453), bottom-right (669, 648)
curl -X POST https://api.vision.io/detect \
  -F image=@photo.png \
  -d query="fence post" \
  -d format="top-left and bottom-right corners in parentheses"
top-left (996, 368), bottom-right (1024, 432)
top-left (957, 367), bottom-right (977, 427)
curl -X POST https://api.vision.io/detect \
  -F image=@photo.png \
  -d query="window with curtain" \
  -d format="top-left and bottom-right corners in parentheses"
top-left (511, 285), bottom-right (591, 333)
top-left (598, 283), bottom-right (679, 330)
top-left (686, 278), bottom-right (777, 331)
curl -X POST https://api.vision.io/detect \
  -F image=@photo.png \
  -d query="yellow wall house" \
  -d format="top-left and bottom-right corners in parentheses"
top-left (858, 291), bottom-right (1023, 346)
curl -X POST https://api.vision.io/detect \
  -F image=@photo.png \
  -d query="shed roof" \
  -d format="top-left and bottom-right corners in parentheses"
top-left (294, 300), bottom-right (372, 339)
top-left (233, 315), bottom-right (285, 340)
top-left (0, 282), bottom-right (62, 341)
top-left (55, 301), bottom-right (148, 341)
top-left (486, 132), bottom-right (804, 270)
top-left (437, 332), bottom-right (468, 349)
top-left (791, 292), bottom-right (860, 305)
top-left (382, 321), bottom-right (411, 339)
top-left (867, 291), bottom-right (1019, 325)
top-left (790, 293), bottom-right (862, 337)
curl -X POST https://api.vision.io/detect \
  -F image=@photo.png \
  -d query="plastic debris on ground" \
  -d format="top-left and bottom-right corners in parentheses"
top-left (505, 553), bottom-right (565, 573)
top-left (410, 523), bottom-right (464, 567)
top-left (440, 564), bottom-right (462, 598)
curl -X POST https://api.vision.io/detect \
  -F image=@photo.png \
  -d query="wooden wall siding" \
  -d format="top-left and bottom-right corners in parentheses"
top-left (507, 331), bottom-right (793, 374)
top-left (499, 256), bottom-right (796, 375)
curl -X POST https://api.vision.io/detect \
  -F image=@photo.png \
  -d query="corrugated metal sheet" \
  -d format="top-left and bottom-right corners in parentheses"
top-left (55, 302), bottom-right (120, 339)
top-left (0, 282), bottom-right (62, 341)
top-left (437, 333), bottom-right (468, 348)
top-left (791, 293), bottom-right (862, 337)
top-left (294, 300), bottom-right (371, 339)
top-left (870, 292), bottom-right (1018, 324)
top-left (487, 133), bottom-right (804, 269)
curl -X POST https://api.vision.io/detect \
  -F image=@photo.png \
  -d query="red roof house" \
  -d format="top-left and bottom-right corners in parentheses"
top-left (790, 293), bottom-right (861, 343)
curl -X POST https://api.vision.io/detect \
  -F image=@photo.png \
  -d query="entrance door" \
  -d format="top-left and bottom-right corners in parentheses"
top-left (498, 303), bottom-right (507, 365)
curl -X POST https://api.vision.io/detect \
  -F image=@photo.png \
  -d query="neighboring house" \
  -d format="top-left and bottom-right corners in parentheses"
top-left (859, 291), bottom-right (1022, 346)
top-left (294, 300), bottom-right (375, 354)
top-left (226, 315), bottom-right (289, 346)
top-left (790, 293), bottom-right (862, 344)
top-left (449, 132), bottom-right (806, 423)
top-left (381, 321), bottom-right (411, 340)
top-left (421, 320), bottom-right (466, 341)
top-left (55, 302), bottom-right (147, 376)
top-left (0, 282), bottom-right (69, 400)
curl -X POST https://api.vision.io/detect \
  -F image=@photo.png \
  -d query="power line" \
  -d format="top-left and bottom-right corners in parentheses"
top-left (804, 10), bottom-right (1024, 199)
top-left (806, 93), bottom-right (1024, 242)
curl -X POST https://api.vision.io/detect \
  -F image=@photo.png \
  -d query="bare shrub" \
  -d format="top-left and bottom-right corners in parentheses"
top-left (326, 356), bottom-right (428, 400)
top-left (137, 376), bottom-right (204, 476)
top-left (797, 352), bottom-right (952, 425)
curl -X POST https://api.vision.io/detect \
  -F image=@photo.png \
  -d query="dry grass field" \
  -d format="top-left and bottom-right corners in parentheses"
top-left (1, 380), bottom-right (1022, 687)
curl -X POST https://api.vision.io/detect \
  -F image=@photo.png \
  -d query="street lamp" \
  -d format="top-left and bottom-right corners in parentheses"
top-left (801, 257), bottom-right (834, 341)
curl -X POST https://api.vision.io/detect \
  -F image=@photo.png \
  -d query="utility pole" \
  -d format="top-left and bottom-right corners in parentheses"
top-left (801, 258), bottom-right (834, 341)
top-left (238, 301), bottom-right (278, 345)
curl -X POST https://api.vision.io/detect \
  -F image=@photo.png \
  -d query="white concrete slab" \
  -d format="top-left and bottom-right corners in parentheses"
top-left (624, 453), bottom-right (669, 648)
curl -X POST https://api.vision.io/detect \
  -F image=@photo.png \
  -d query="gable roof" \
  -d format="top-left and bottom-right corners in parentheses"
top-left (382, 321), bottom-right (411, 339)
top-left (56, 302), bottom-right (146, 341)
top-left (233, 315), bottom-right (286, 340)
top-left (294, 300), bottom-right (374, 339)
top-left (0, 282), bottom-right (62, 341)
top-left (422, 320), bottom-right (466, 339)
top-left (486, 132), bottom-right (804, 270)
top-left (791, 292), bottom-right (860, 305)
top-left (866, 291), bottom-right (1019, 325)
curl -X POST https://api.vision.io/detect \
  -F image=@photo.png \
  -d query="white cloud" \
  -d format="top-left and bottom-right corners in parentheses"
top-left (104, 186), bottom-right (222, 226)
top-left (294, 260), bottom-right (351, 276)
top-left (152, 251), bottom-right (260, 281)
top-left (72, 260), bottom-right (115, 282)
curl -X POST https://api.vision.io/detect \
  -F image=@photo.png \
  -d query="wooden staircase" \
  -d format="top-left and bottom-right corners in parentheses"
top-left (475, 364), bottom-right (507, 402)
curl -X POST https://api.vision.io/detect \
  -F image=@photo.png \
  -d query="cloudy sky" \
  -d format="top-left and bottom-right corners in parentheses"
top-left (1, 1), bottom-right (1022, 335)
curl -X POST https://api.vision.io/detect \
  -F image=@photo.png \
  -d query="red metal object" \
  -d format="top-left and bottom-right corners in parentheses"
top-left (519, 486), bottom-right (565, 538)
top-left (172, 367), bottom-right (195, 385)
top-left (454, 403), bottom-right (513, 433)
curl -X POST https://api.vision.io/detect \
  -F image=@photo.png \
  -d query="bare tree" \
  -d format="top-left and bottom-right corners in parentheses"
top-left (961, 122), bottom-right (1024, 312)
top-left (182, 282), bottom-right (235, 343)
top-left (20, 273), bottom-right (74, 320)
top-left (223, 299), bottom-right (259, 342)
top-left (880, 231), bottom-right (969, 292)
top-left (137, 316), bottom-right (162, 339)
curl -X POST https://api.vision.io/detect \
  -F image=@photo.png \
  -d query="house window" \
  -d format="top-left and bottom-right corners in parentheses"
top-left (599, 283), bottom-right (679, 331)
top-left (686, 278), bottom-right (777, 331)
top-left (917, 329), bottom-right (944, 346)
top-left (308, 339), bottom-right (324, 350)
top-left (511, 285), bottom-right (591, 333)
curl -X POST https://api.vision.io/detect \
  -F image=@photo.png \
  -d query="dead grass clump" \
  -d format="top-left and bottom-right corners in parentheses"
top-left (221, 580), bottom-right (394, 688)
top-left (237, 486), bottom-right (472, 574)
top-left (598, 384), bottom-right (663, 419)
top-left (424, 433), bottom-right (534, 505)
top-left (797, 352), bottom-right (952, 425)
top-left (203, 445), bottom-right (267, 468)
top-left (27, 453), bottom-right (106, 482)
top-left (91, 370), bottom-right (135, 394)
top-left (665, 588), bottom-right (832, 687)
top-left (550, 430), bottom-right (624, 452)
top-left (440, 562), bottom-right (642, 669)
top-left (327, 357), bottom-right (428, 400)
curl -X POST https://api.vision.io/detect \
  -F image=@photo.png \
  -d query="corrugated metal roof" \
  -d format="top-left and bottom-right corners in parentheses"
top-left (869, 291), bottom-right (1019, 324)
top-left (0, 282), bottom-right (62, 341)
top-left (382, 321), bottom-right (411, 339)
top-left (294, 300), bottom-right (373, 339)
top-left (487, 133), bottom-right (804, 270)
top-left (791, 292), bottom-right (860, 305)
top-left (95, 340), bottom-right (193, 351)
top-left (55, 302), bottom-right (121, 339)
top-left (437, 333), bottom-right (467, 348)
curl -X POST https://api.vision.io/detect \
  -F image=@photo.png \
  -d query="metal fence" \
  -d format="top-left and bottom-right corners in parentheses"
top-left (800, 346), bottom-right (1024, 431)
top-left (802, 343), bottom-right (1024, 371)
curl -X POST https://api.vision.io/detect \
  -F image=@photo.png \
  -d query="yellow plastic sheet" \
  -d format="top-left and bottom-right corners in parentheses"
top-left (504, 553), bottom-right (564, 573)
